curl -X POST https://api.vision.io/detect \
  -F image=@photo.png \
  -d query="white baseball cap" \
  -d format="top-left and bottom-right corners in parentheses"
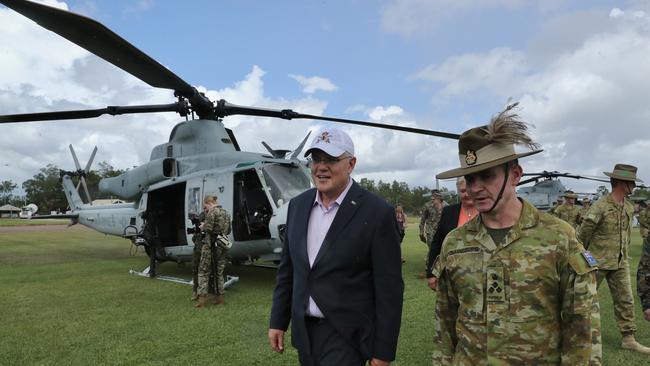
top-left (304, 127), bottom-right (355, 157)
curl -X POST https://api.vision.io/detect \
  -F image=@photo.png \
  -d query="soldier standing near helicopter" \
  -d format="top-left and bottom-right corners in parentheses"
top-left (550, 190), bottom-right (582, 229)
top-left (196, 195), bottom-right (232, 308)
top-left (419, 189), bottom-right (443, 246)
top-left (578, 164), bottom-right (650, 355)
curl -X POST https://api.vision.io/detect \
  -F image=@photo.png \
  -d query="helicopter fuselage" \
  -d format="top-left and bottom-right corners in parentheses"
top-left (63, 119), bottom-right (312, 265)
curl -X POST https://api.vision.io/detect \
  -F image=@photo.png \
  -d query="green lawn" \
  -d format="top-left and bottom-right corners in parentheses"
top-left (0, 218), bottom-right (69, 226)
top-left (0, 222), bottom-right (649, 365)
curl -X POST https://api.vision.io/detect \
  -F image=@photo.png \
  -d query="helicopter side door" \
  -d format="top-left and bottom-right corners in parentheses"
top-left (232, 168), bottom-right (273, 241)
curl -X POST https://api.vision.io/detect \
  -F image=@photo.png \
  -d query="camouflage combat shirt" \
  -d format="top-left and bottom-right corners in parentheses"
top-left (420, 201), bottom-right (442, 242)
top-left (577, 193), bottom-right (633, 270)
top-left (202, 205), bottom-right (231, 247)
top-left (434, 200), bottom-right (600, 365)
top-left (551, 203), bottom-right (582, 229)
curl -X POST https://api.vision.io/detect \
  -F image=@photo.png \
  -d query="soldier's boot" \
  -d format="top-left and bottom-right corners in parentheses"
top-left (191, 291), bottom-right (198, 301)
top-left (194, 295), bottom-right (208, 308)
top-left (621, 335), bottom-right (650, 355)
top-left (213, 295), bottom-right (225, 305)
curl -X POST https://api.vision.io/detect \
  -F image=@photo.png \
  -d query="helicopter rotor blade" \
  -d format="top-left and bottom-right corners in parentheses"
top-left (0, 0), bottom-right (192, 95)
top-left (69, 144), bottom-right (82, 172)
top-left (84, 146), bottom-right (98, 173)
top-left (80, 176), bottom-right (92, 205)
top-left (261, 142), bottom-right (275, 156)
top-left (215, 100), bottom-right (461, 140)
top-left (0, 0), bottom-right (215, 117)
top-left (291, 131), bottom-right (312, 159)
top-left (0, 103), bottom-right (188, 123)
top-left (517, 177), bottom-right (540, 186)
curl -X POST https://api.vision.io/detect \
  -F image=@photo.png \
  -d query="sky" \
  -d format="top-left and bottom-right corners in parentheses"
top-left (1, 0), bottom-right (650, 196)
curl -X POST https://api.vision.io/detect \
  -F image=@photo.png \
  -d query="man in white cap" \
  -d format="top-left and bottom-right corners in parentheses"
top-left (578, 164), bottom-right (650, 355)
top-left (433, 104), bottom-right (601, 364)
top-left (268, 127), bottom-right (404, 366)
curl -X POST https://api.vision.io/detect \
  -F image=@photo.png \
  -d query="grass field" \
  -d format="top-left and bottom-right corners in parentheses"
top-left (0, 218), bottom-right (69, 226)
top-left (1, 220), bottom-right (649, 365)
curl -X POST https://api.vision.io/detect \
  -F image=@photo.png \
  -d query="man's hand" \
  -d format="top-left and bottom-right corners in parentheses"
top-left (370, 358), bottom-right (390, 366)
top-left (427, 276), bottom-right (438, 291)
top-left (268, 328), bottom-right (285, 353)
top-left (419, 233), bottom-right (426, 243)
top-left (644, 309), bottom-right (650, 322)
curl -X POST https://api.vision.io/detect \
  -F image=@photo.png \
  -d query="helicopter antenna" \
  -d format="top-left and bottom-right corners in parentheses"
top-left (291, 131), bottom-right (312, 159)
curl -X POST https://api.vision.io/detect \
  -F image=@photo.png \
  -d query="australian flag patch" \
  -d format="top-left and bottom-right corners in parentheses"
top-left (582, 251), bottom-right (598, 267)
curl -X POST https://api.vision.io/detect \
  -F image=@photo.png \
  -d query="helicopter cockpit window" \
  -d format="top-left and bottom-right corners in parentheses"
top-left (187, 187), bottom-right (201, 215)
top-left (261, 163), bottom-right (311, 206)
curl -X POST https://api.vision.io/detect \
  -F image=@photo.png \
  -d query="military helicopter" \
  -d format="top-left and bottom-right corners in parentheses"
top-left (516, 171), bottom-right (609, 210)
top-left (0, 0), bottom-right (459, 283)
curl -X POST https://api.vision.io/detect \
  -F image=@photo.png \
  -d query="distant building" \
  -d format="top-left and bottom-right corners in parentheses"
top-left (0, 204), bottom-right (21, 218)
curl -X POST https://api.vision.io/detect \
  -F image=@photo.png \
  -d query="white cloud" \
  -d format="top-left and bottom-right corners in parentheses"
top-left (288, 74), bottom-right (338, 94)
top-left (414, 7), bottom-right (650, 191)
top-left (413, 47), bottom-right (527, 99)
top-left (380, 0), bottom-right (565, 36)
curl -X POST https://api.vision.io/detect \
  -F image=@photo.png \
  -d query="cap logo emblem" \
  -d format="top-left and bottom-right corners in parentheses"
top-left (465, 150), bottom-right (477, 166)
top-left (317, 131), bottom-right (331, 144)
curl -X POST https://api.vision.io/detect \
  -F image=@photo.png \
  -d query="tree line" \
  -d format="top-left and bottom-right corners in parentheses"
top-left (1, 162), bottom-right (124, 213)
top-left (358, 178), bottom-right (455, 215)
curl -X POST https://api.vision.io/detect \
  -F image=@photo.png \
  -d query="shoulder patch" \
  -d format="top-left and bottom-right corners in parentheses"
top-left (582, 251), bottom-right (598, 267)
top-left (447, 246), bottom-right (481, 256)
top-left (569, 250), bottom-right (598, 275)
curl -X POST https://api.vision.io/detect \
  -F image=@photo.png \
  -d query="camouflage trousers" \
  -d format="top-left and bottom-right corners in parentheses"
top-left (596, 264), bottom-right (637, 335)
top-left (197, 243), bottom-right (228, 296)
top-left (637, 237), bottom-right (650, 310)
top-left (192, 243), bottom-right (213, 294)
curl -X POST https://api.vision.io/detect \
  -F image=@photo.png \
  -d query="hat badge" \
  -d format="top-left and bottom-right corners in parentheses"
top-left (465, 150), bottom-right (477, 166)
top-left (317, 131), bottom-right (331, 144)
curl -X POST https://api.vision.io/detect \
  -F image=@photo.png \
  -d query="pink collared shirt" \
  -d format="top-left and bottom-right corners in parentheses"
top-left (305, 178), bottom-right (354, 318)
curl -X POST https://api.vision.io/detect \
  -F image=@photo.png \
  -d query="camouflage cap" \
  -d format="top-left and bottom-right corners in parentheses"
top-left (437, 103), bottom-right (542, 179)
top-left (431, 189), bottom-right (442, 198)
top-left (603, 163), bottom-right (643, 183)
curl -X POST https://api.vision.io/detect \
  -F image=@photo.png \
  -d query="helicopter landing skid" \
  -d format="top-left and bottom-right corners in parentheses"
top-left (128, 266), bottom-right (240, 289)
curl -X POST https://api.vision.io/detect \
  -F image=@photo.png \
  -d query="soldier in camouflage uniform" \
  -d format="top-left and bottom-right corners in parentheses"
top-left (580, 197), bottom-right (591, 223)
top-left (638, 201), bottom-right (650, 322)
top-left (433, 103), bottom-right (601, 365)
top-left (419, 189), bottom-right (443, 246)
top-left (551, 190), bottom-right (582, 229)
top-left (578, 164), bottom-right (650, 355)
top-left (548, 197), bottom-right (563, 216)
top-left (195, 195), bottom-right (232, 308)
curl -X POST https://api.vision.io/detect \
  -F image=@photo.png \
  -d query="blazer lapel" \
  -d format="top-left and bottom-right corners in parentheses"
top-left (312, 182), bottom-right (363, 269)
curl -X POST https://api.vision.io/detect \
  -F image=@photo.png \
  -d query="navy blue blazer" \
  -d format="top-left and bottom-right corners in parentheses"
top-left (269, 181), bottom-right (404, 361)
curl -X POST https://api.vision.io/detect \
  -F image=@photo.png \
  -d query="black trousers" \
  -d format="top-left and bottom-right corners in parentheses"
top-left (298, 317), bottom-right (366, 366)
